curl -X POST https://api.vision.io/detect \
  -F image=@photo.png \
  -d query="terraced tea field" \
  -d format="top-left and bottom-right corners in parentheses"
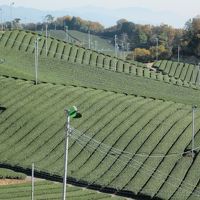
top-left (48, 30), bottom-right (115, 54)
top-left (1, 29), bottom-right (200, 199)
top-left (0, 76), bottom-right (200, 199)
top-left (153, 60), bottom-right (200, 85)
top-left (0, 30), bottom-right (200, 106)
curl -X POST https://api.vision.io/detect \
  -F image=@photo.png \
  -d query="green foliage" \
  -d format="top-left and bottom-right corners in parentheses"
top-left (183, 17), bottom-right (200, 57)
top-left (129, 45), bottom-right (171, 62)
top-left (132, 48), bottom-right (151, 62)
top-left (150, 45), bottom-right (171, 60)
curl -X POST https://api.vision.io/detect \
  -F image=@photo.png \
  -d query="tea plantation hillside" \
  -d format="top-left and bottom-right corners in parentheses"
top-left (153, 60), bottom-right (200, 85)
top-left (1, 76), bottom-right (200, 199)
top-left (48, 29), bottom-right (115, 55)
top-left (1, 30), bottom-right (200, 106)
top-left (0, 180), bottom-right (126, 200)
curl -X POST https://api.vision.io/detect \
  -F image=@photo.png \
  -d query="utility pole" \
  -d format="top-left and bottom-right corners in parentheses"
top-left (31, 163), bottom-right (34, 200)
top-left (115, 35), bottom-right (118, 57)
top-left (10, 2), bottom-right (14, 30)
top-left (62, 111), bottom-right (70, 200)
top-left (122, 33), bottom-right (127, 60)
top-left (126, 43), bottom-right (129, 52)
top-left (34, 38), bottom-right (40, 85)
top-left (121, 42), bottom-right (124, 59)
top-left (126, 43), bottom-right (129, 60)
top-left (178, 45), bottom-right (180, 63)
top-left (94, 40), bottom-right (98, 51)
top-left (122, 42), bottom-right (126, 60)
top-left (192, 105), bottom-right (197, 158)
top-left (65, 26), bottom-right (69, 42)
top-left (156, 37), bottom-right (158, 61)
top-left (45, 23), bottom-right (48, 56)
top-left (0, 8), bottom-right (3, 31)
top-left (62, 106), bottom-right (80, 200)
top-left (88, 30), bottom-right (91, 49)
top-left (198, 63), bottom-right (200, 86)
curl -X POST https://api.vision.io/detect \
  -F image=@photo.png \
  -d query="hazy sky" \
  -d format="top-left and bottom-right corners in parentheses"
top-left (1, 0), bottom-right (200, 27)
top-left (1, 0), bottom-right (200, 16)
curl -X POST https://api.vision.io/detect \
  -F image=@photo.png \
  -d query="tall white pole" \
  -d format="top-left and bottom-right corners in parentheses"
top-left (94, 40), bottom-right (97, 51)
top-left (45, 23), bottom-right (48, 56)
top-left (66, 26), bottom-right (69, 43)
top-left (198, 63), bottom-right (200, 86)
top-left (192, 105), bottom-right (196, 158)
top-left (35, 38), bottom-right (39, 85)
top-left (115, 35), bottom-right (118, 57)
top-left (34, 40), bottom-right (37, 85)
top-left (31, 163), bottom-right (34, 200)
top-left (178, 45), bottom-right (180, 63)
top-left (0, 8), bottom-right (3, 31)
top-left (88, 30), bottom-right (91, 49)
top-left (10, 2), bottom-right (14, 30)
top-left (126, 43), bottom-right (129, 59)
top-left (62, 112), bottom-right (70, 200)
top-left (156, 38), bottom-right (158, 61)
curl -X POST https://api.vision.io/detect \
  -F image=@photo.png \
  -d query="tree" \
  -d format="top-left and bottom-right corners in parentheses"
top-left (121, 22), bottom-right (136, 35)
top-left (183, 16), bottom-right (200, 56)
top-left (45, 14), bottom-right (54, 24)
top-left (13, 18), bottom-right (22, 29)
top-left (150, 45), bottom-right (171, 60)
top-left (131, 48), bottom-right (151, 62)
top-left (138, 29), bottom-right (148, 45)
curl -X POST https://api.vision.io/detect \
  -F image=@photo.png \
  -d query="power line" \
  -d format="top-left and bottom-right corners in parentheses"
top-left (70, 132), bottom-right (200, 198)
top-left (69, 128), bottom-right (200, 193)
top-left (69, 127), bottom-right (200, 158)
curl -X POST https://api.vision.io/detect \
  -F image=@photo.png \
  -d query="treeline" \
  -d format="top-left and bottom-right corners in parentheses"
top-left (3, 15), bottom-right (200, 62)
top-left (100, 19), bottom-right (183, 62)
top-left (100, 17), bottom-right (200, 62)
top-left (20, 15), bottom-right (104, 33)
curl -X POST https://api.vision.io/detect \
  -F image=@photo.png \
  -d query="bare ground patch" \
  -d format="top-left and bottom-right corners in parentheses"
top-left (0, 179), bottom-right (30, 185)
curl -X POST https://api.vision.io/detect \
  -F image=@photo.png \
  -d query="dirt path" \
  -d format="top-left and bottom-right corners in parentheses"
top-left (145, 62), bottom-right (157, 71)
top-left (0, 179), bottom-right (30, 186)
top-left (0, 176), bottom-right (45, 186)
